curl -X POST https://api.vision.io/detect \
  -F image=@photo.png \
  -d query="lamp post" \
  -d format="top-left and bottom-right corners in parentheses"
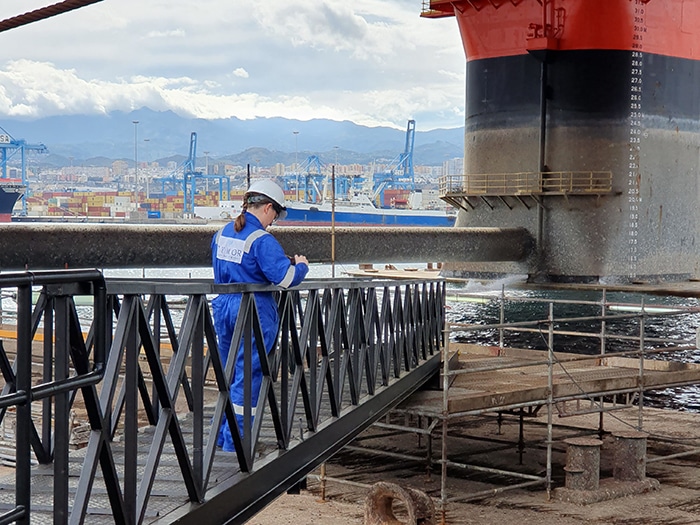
top-left (143, 138), bottom-right (150, 198)
top-left (293, 130), bottom-right (299, 200)
top-left (132, 120), bottom-right (139, 195)
top-left (331, 164), bottom-right (336, 278)
top-left (203, 151), bottom-right (210, 194)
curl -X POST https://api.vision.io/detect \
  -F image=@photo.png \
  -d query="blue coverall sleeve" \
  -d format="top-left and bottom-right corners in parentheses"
top-left (254, 234), bottom-right (309, 288)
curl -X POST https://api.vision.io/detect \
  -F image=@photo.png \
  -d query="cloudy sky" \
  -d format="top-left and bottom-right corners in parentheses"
top-left (0, 0), bottom-right (466, 130)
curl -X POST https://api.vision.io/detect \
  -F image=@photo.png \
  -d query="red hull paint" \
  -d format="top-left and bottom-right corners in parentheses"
top-left (425, 0), bottom-right (700, 61)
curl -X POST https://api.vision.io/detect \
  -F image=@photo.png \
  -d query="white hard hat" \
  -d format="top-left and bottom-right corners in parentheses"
top-left (247, 179), bottom-right (287, 220)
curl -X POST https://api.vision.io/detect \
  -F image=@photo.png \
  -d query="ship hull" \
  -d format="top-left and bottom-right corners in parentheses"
top-left (428, 0), bottom-right (700, 283)
top-left (280, 203), bottom-right (457, 227)
top-left (0, 183), bottom-right (25, 222)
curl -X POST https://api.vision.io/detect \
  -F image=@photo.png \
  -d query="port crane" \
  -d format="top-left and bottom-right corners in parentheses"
top-left (372, 119), bottom-right (416, 206)
top-left (157, 132), bottom-right (230, 215)
top-left (298, 155), bottom-right (326, 203)
top-left (282, 155), bottom-right (325, 202)
top-left (0, 126), bottom-right (47, 215)
top-left (283, 154), bottom-right (365, 203)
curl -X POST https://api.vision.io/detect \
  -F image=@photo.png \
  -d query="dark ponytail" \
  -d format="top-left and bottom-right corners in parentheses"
top-left (234, 200), bottom-right (248, 232)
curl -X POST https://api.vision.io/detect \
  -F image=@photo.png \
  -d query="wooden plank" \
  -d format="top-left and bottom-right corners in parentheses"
top-left (401, 344), bottom-right (700, 417)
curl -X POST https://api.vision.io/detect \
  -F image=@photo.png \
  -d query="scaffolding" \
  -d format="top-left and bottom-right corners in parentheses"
top-left (315, 287), bottom-right (700, 522)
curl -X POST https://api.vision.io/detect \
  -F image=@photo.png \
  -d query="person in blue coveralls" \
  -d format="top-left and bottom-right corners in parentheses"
top-left (211, 178), bottom-right (309, 452)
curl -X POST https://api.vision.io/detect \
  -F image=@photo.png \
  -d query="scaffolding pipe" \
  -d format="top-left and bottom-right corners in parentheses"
top-left (546, 302), bottom-right (554, 499)
top-left (446, 479), bottom-right (546, 504)
top-left (440, 325), bottom-right (451, 524)
top-left (638, 300), bottom-right (646, 430)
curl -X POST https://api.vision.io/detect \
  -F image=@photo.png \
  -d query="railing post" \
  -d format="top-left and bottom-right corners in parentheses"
top-left (192, 295), bottom-right (204, 488)
top-left (41, 296), bottom-right (54, 463)
top-left (243, 297), bottom-right (253, 457)
top-left (53, 294), bottom-right (71, 522)
top-left (15, 283), bottom-right (32, 525)
top-left (124, 296), bottom-right (139, 523)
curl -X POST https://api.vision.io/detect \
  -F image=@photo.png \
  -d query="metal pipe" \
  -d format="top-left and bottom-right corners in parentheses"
top-left (307, 473), bottom-right (370, 490)
top-left (638, 300), bottom-right (646, 429)
top-left (444, 457), bottom-right (544, 481)
top-left (440, 323), bottom-right (450, 522)
top-left (397, 382), bottom-right (669, 422)
top-left (499, 285), bottom-right (505, 352)
top-left (646, 447), bottom-right (700, 464)
top-left (446, 479), bottom-right (546, 504)
top-left (319, 463), bottom-right (327, 501)
top-left (30, 370), bottom-right (105, 400)
top-left (0, 224), bottom-right (534, 269)
top-left (344, 445), bottom-right (429, 463)
top-left (449, 290), bottom-right (698, 312)
top-left (0, 506), bottom-right (27, 525)
top-left (0, 391), bottom-right (29, 410)
top-left (372, 421), bottom-right (435, 436)
top-left (449, 308), bottom-right (697, 331)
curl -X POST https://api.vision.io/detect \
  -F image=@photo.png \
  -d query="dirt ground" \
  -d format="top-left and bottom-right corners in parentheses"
top-left (251, 405), bottom-right (700, 525)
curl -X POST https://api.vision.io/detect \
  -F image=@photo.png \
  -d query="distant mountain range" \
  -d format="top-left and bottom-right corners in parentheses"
top-left (1, 108), bottom-right (464, 168)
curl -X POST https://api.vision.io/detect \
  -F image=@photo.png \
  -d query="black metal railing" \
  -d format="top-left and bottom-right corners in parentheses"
top-left (0, 271), bottom-right (445, 524)
top-left (0, 269), bottom-right (107, 525)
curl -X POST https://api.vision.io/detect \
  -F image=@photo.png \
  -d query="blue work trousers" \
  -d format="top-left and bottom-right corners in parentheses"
top-left (212, 293), bottom-right (278, 452)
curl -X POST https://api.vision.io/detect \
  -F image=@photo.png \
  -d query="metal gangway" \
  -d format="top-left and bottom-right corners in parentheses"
top-left (0, 270), bottom-right (445, 524)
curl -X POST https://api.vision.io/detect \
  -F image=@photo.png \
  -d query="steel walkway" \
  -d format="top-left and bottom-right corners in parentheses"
top-left (0, 270), bottom-right (445, 524)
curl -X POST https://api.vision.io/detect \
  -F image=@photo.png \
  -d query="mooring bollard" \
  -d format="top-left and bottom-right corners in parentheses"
top-left (563, 437), bottom-right (603, 491)
top-left (613, 430), bottom-right (648, 482)
top-left (364, 481), bottom-right (435, 525)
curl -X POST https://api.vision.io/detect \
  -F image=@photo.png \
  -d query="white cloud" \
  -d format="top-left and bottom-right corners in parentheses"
top-left (146, 29), bottom-right (187, 39)
top-left (0, 0), bottom-right (466, 130)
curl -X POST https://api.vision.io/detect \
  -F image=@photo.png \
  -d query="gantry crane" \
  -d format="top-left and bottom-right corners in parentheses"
top-left (157, 132), bottom-right (230, 215)
top-left (0, 126), bottom-right (48, 215)
top-left (372, 119), bottom-right (416, 206)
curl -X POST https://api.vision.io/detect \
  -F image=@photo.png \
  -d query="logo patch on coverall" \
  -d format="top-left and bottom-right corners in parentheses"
top-left (216, 236), bottom-right (246, 263)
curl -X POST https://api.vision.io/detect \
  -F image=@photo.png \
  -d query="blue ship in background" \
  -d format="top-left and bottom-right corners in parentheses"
top-left (280, 194), bottom-right (456, 227)
top-left (277, 122), bottom-right (457, 227)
